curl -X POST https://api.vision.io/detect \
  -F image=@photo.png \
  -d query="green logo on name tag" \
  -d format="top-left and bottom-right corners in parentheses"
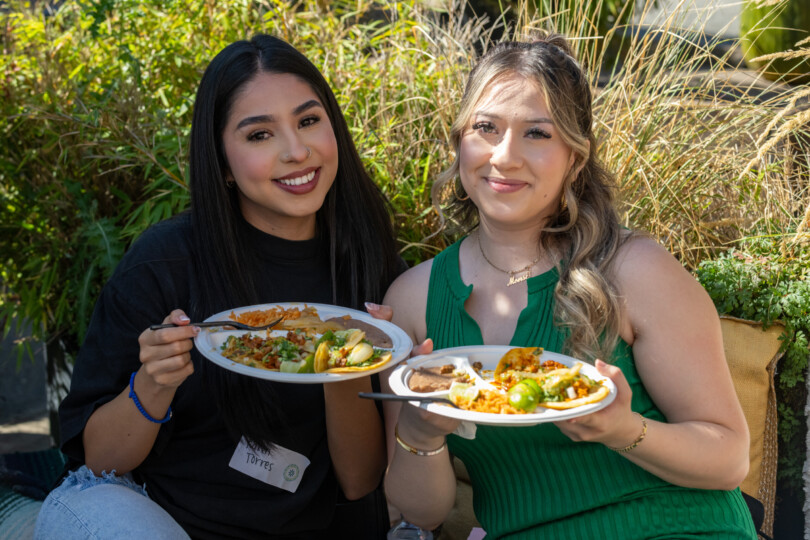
top-left (284, 463), bottom-right (300, 481)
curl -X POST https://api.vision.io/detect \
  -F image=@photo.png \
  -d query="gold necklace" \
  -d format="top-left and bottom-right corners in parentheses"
top-left (477, 234), bottom-right (540, 287)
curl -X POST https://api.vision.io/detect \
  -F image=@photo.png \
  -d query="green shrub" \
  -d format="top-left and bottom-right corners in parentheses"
top-left (696, 236), bottom-right (810, 494)
top-left (0, 0), bottom-right (464, 355)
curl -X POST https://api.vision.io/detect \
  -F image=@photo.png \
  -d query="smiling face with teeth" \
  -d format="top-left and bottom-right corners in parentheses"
top-left (222, 72), bottom-right (339, 240)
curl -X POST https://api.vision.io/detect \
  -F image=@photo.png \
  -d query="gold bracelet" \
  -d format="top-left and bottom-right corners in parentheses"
top-left (607, 412), bottom-right (647, 453)
top-left (394, 425), bottom-right (447, 457)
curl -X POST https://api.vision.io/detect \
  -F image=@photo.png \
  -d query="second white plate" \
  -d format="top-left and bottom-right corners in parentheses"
top-left (388, 345), bottom-right (617, 425)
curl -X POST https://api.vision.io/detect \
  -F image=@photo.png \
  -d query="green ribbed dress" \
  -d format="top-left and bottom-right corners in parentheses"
top-left (427, 240), bottom-right (756, 539)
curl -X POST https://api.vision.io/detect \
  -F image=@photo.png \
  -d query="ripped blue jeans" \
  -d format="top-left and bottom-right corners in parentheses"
top-left (33, 466), bottom-right (190, 540)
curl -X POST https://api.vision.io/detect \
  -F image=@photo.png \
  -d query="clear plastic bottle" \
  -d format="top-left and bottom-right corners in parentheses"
top-left (386, 517), bottom-right (433, 540)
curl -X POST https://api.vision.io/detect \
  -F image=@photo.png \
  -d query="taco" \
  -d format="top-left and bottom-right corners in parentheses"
top-left (220, 330), bottom-right (317, 373)
top-left (529, 362), bottom-right (610, 409)
top-left (503, 360), bottom-right (609, 411)
top-left (450, 347), bottom-right (610, 413)
top-left (493, 346), bottom-right (544, 377)
top-left (313, 329), bottom-right (393, 373)
top-left (220, 327), bottom-right (393, 374)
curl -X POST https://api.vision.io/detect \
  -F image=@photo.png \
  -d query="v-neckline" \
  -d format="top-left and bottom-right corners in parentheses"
top-left (446, 238), bottom-right (558, 345)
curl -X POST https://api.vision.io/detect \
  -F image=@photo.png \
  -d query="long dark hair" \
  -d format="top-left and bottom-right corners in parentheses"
top-left (188, 35), bottom-right (401, 450)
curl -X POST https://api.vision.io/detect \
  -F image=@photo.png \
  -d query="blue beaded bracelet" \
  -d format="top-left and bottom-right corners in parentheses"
top-left (128, 371), bottom-right (172, 424)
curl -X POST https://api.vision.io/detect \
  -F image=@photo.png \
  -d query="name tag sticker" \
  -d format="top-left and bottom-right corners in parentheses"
top-left (229, 437), bottom-right (311, 493)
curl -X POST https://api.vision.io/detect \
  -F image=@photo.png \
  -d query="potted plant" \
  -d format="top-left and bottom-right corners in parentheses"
top-left (695, 235), bottom-right (810, 535)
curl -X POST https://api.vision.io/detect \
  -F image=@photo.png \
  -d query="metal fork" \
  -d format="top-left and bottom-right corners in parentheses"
top-left (150, 317), bottom-right (283, 332)
top-left (358, 392), bottom-right (461, 409)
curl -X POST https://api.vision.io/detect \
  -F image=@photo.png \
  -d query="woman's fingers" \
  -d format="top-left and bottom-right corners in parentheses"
top-left (365, 302), bottom-right (393, 321)
top-left (161, 308), bottom-right (192, 326)
top-left (141, 309), bottom-right (197, 346)
top-left (147, 356), bottom-right (195, 387)
top-left (136, 309), bottom-right (198, 388)
top-left (141, 340), bottom-right (193, 368)
top-left (595, 358), bottom-right (621, 382)
top-left (412, 338), bottom-right (433, 357)
top-left (556, 360), bottom-right (636, 444)
top-left (139, 324), bottom-right (198, 357)
top-left (139, 338), bottom-right (195, 384)
top-left (364, 302), bottom-right (431, 358)
top-left (595, 359), bottom-right (632, 407)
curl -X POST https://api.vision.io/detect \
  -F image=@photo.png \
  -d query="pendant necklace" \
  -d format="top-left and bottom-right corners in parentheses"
top-left (477, 234), bottom-right (540, 287)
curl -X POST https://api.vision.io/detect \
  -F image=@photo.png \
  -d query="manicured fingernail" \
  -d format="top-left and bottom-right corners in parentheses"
top-left (192, 326), bottom-right (201, 334)
top-left (179, 315), bottom-right (190, 322)
top-left (365, 302), bottom-right (380, 311)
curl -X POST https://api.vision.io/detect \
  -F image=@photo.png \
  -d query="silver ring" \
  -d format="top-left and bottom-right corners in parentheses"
top-left (305, 146), bottom-right (311, 159)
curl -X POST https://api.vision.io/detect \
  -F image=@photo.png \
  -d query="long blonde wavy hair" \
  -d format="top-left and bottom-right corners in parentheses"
top-left (432, 33), bottom-right (630, 362)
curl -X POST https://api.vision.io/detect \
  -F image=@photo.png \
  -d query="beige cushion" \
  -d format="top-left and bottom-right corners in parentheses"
top-left (720, 315), bottom-right (785, 537)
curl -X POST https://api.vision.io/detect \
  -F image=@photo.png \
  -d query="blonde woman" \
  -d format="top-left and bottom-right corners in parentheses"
top-left (381, 35), bottom-right (756, 538)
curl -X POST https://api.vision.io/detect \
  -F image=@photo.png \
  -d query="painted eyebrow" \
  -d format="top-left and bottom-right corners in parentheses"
top-left (234, 99), bottom-right (323, 130)
top-left (474, 111), bottom-right (554, 124)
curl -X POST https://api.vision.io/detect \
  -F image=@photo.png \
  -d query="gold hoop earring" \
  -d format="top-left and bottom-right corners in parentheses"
top-left (559, 169), bottom-right (578, 210)
top-left (453, 180), bottom-right (470, 201)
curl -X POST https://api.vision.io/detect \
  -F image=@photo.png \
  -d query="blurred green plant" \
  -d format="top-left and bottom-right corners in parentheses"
top-left (740, 0), bottom-right (810, 85)
top-left (468, 0), bottom-right (644, 70)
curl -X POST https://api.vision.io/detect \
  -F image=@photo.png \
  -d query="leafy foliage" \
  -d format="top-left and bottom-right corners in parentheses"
top-left (696, 237), bottom-right (810, 493)
top-left (0, 0), bottom-right (459, 355)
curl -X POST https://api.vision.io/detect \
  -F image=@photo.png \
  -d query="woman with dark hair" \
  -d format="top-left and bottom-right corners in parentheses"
top-left (381, 34), bottom-right (757, 538)
top-left (34, 34), bottom-right (403, 539)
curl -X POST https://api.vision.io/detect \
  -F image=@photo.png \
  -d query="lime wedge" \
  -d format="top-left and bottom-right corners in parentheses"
top-left (280, 359), bottom-right (305, 373)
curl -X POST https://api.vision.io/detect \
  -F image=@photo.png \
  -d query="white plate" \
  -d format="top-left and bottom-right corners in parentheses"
top-left (195, 302), bottom-right (413, 383)
top-left (388, 345), bottom-right (616, 425)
